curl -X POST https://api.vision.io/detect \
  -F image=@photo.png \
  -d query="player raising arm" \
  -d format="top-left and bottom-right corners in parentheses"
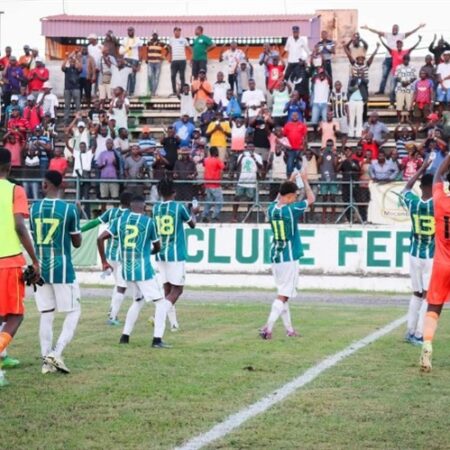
top-left (400, 160), bottom-right (434, 346)
top-left (152, 178), bottom-right (197, 332)
top-left (98, 195), bottom-right (173, 348)
top-left (30, 171), bottom-right (82, 374)
top-left (260, 171), bottom-right (315, 340)
top-left (0, 148), bottom-right (40, 387)
top-left (420, 153), bottom-right (450, 372)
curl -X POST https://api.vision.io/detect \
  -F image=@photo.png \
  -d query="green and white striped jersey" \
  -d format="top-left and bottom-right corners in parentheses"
top-left (99, 207), bottom-right (130, 261)
top-left (267, 200), bottom-right (308, 263)
top-left (108, 212), bottom-right (159, 282)
top-left (153, 201), bottom-right (192, 262)
top-left (30, 199), bottom-right (81, 284)
top-left (402, 191), bottom-right (435, 259)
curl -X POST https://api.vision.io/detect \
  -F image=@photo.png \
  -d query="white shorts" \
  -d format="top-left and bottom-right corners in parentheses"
top-left (337, 116), bottom-right (349, 134)
top-left (35, 282), bottom-right (81, 313)
top-left (410, 255), bottom-right (433, 293)
top-left (157, 261), bottom-right (186, 286)
top-left (272, 261), bottom-right (299, 298)
top-left (111, 261), bottom-right (127, 289)
top-left (128, 279), bottom-right (163, 303)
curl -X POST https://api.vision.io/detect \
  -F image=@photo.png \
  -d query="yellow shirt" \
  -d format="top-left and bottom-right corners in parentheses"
top-left (206, 121), bottom-right (231, 148)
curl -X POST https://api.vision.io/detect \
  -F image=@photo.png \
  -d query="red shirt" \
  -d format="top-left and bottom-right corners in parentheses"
top-left (267, 64), bottom-right (285, 91)
top-left (48, 157), bottom-right (68, 176)
top-left (23, 106), bottom-right (44, 130)
top-left (401, 156), bottom-right (422, 180)
top-left (432, 183), bottom-right (450, 265)
top-left (361, 141), bottom-right (379, 160)
top-left (390, 49), bottom-right (409, 74)
top-left (204, 156), bottom-right (224, 188)
top-left (4, 140), bottom-right (23, 167)
top-left (7, 117), bottom-right (29, 139)
top-left (28, 67), bottom-right (49, 92)
top-left (415, 79), bottom-right (433, 105)
top-left (283, 121), bottom-right (307, 150)
top-left (0, 55), bottom-right (10, 69)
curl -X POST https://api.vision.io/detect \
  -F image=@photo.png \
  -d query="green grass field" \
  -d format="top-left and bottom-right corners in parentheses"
top-left (1, 295), bottom-right (450, 450)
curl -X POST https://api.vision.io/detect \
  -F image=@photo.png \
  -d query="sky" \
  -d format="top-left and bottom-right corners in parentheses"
top-left (0, 0), bottom-right (448, 55)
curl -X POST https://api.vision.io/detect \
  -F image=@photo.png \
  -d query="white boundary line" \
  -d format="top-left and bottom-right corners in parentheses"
top-left (174, 315), bottom-right (407, 450)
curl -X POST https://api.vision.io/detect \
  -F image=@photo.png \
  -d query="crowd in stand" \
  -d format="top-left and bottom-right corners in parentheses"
top-left (0, 22), bottom-right (450, 222)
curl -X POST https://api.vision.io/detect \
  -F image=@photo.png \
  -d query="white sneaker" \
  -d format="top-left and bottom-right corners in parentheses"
top-left (44, 353), bottom-right (70, 374)
top-left (170, 324), bottom-right (179, 332)
top-left (41, 363), bottom-right (57, 374)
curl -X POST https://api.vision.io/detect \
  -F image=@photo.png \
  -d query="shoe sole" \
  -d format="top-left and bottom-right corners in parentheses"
top-left (44, 357), bottom-right (70, 374)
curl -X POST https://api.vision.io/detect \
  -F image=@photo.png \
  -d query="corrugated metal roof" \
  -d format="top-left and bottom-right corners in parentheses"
top-left (41, 14), bottom-right (319, 38)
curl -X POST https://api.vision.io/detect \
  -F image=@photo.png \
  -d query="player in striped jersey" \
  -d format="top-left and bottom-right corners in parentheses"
top-left (401, 160), bottom-right (434, 346)
top-left (97, 195), bottom-right (173, 348)
top-left (152, 178), bottom-right (197, 331)
top-left (260, 172), bottom-right (315, 340)
top-left (81, 191), bottom-right (133, 325)
top-left (30, 171), bottom-right (82, 374)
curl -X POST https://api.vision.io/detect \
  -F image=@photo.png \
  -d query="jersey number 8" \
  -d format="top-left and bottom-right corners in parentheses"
top-left (156, 215), bottom-right (174, 236)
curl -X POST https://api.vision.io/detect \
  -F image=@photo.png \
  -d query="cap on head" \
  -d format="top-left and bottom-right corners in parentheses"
top-left (43, 81), bottom-right (52, 89)
top-left (292, 26), bottom-right (299, 32)
top-left (77, 121), bottom-right (86, 128)
top-left (427, 113), bottom-right (439, 121)
top-left (88, 33), bottom-right (98, 40)
top-left (27, 94), bottom-right (35, 101)
top-left (443, 50), bottom-right (450, 56)
top-left (11, 94), bottom-right (19, 101)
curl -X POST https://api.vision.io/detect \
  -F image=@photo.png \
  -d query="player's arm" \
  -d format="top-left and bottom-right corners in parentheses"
top-left (15, 214), bottom-right (40, 279)
top-left (300, 170), bottom-right (316, 206)
top-left (151, 240), bottom-right (161, 255)
top-left (434, 153), bottom-right (450, 185)
top-left (403, 159), bottom-right (431, 192)
top-left (81, 218), bottom-right (101, 232)
top-left (360, 25), bottom-right (385, 37)
top-left (97, 230), bottom-right (113, 271)
top-left (71, 233), bottom-right (82, 248)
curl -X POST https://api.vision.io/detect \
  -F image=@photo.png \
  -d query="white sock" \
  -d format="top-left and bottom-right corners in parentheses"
top-left (39, 311), bottom-right (55, 357)
top-left (122, 299), bottom-right (145, 336)
top-left (167, 305), bottom-right (178, 328)
top-left (110, 292), bottom-right (125, 320)
top-left (415, 300), bottom-right (428, 338)
top-left (266, 299), bottom-right (285, 332)
top-left (0, 323), bottom-right (6, 358)
top-left (154, 299), bottom-right (173, 339)
top-left (109, 286), bottom-right (117, 311)
top-left (53, 309), bottom-right (81, 358)
top-left (406, 294), bottom-right (422, 335)
top-left (280, 302), bottom-right (294, 333)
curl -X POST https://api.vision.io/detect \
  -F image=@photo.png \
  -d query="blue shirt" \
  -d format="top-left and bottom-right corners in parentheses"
top-left (173, 120), bottom-right (195, 147)
top-left (285, 100), bottom-right (306, 122)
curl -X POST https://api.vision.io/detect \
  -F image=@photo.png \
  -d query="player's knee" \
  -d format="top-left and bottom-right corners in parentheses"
top-left (427, 304), bottom-right (443, 316)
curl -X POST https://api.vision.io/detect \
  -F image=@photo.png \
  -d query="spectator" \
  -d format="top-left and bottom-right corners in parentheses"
top-left (178, 83), bottom-right (196, 120)
top-left (4, 94), bottom-right (23, 124)
top-left (168, 27), bottom-right (189, 97)
top-left (213, 71), bottom-right (230, 107)
top-left (230, 116), bottom-right (247, 174)
top-left (290, 58), bottom-right (311, 110)
top-left (27, 58), bottom-right (49, 96)
top-left (241, 79), bottom-right (265, 119)
top-left (268, 127), bottom-right (289, 200)
top-left (78, 47), bottom-right (96, 104)
top-left (283, 25), bottom-right (310, 82)
top-left (48, 147), bottom-right (68, 177)
top-left (329, 80), bottom-right (348, 147)
top-left (436, 50), bottom-right (450, 109)
top-left (18, 45), bottom-right (32, 77)
top-left (424, 137), bottom-right (447, 174)
top-left (347, 32), bottom-right (368, 60)
top-left (146, 31), bottom-right (167, 97)
top-left (66, 122), bottom-right (92, 176)
top-left (192, 69), bottom-right (213, 113)
top-left (394, 54), bottom-right (417, 121)
top-left (97, 138), bottom-right (120, 200)
top-left (99, 49), bottom-right (116, 107)
top-left (160, 126), bottom-right (180, 170)
top-left (93, 124), bottom-right (113, 169)
top-left (369, 150), bottom-right (399, 182)
top-left (202, 146), bottom-right (225, 222)
top-left (338, 147), bottom-right (361, 222)
top-left (379, 35), bottom-right (422, 107)
top-left (413, 70), bottom-right (435, 124)
top-left (356, 148), bottom-right (372, 223)
top-left (420, 54), bottom-right (436, 82)
top-left (199, 100), bottom-right (216, 134)
top-left (232, 144), bottom-right (263, 222)
top-left (220, 41), bottom-right (246, 93)
top-left (265, 54), bottom-right (285, 93)
top-left (429, 34), bottom-right (450, 65)
top-left (224, 89), bottom-right (242, 119)
top-left (7, 106), bottom-right (29, 139)
top-left (394, 123), bottom-right (416, 160)
top-left (111, 57), bottom-right (132, 93)
top-left (74, 141), bottom-right (93, 215)
top-left (206, 111), bottom-right (231, 162)
top-left (87, 33), bottom-right (103, 90)
top-left (318, 140), bottom-right (339, 223)
top-left (400, 144), bottom-right (423, 180)
top-left (361, 23), bottom-right (424, 95)
top-left (191, 26), bottom-right (215, 79)
top-left (151, 149), bottom-right (170, 202)
top-left (236, 60), bottom-right (253, 97)
top-left (173, 147), bottom-right (197, 201)
top-left (284, 90), bottom-right (306, 122)
top-left (121, 26), bottom-right (140, 96)
top-left (138, 128), bottom-right (157, 176)
top-left (309, 45), bottom-right (324, 77)
top-left (2, 131), bottom-right (24, 177)
top-left (173, 114), bottom-right (195, 147)
top-left (249, 112), bottom-right (272, 170)
top-left (103, 30), bottom-right (120, 59)
top-left (22, 145), bottom-right (40, 199)
top-left (28, 125), bottom-right (52, 177)
top-left (316, 30), bottom-right (336, 80)
top-left (36, 82), bottom-right (58, 120)
top-left (310, 68), bottom-right (331, 133)
top-left (23, 95), bottom-right (44, 131)
top-left (114, 127), bottom-right (129, 156)
top-left (0, 45), bottom-right (12, 69)
top-left (61, 51), bottom-right (82, 125)
top-left (124, 144), bottom-right (145, 196)
top-left (363, 112), bottom-right (390, 147)
top-left (318, 111), bottom-right (340, 148)
top-left (109, 87), bottom-right (129, 130)
top-left (271, 80), bottom-right (291, 126)
top-left (258, 43), bottom-right (279, 87)
top-left (360, 131), bottom-right (379, 161)
top-left (283, 110), bottom-right (308, 176)
top-left (3, 56), bottom-right (25, 106)
top-left (88, 98), bottom-right (106, 124)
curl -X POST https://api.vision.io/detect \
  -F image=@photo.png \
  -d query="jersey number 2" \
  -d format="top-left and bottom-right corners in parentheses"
top-left (124, 225), bottom-right (139, 249)
top-left (35, 218), bottom-right (60, 245)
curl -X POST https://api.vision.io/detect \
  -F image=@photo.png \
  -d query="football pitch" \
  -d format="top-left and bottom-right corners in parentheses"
top-left (2, 288), bottom-right (450, 450)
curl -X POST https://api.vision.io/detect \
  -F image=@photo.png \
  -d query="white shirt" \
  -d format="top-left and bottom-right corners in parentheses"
top-left (121, 37), bottom-right (140, 60)
top-left (241, 89), bottom-right (266, 118)
top-left (111, 65), bottom-right (132, 91)
top-left (36, 92), bottom-right (58, 118)
top-left (88, 43), bottom-right (103, 68)
top-left (312, 79), bottom-right (330, 103)
top-left (222, 49), bottom-right (245, 74)
top-left (284, 36), bottom-right (310, 63)
top-left (437, 62), bottom-right (450, 89)
top-left (384, 32), bottom-right (406, 56)
top-left (213, 81), bottom-right (230, 106)
top-left (114, 137), bottom-right (129, 154)
top-left (238, 152), bottom-right (262, 187)
top-left (169, 37), bottom-right (189, 61)
top-left (73, 149), bottom-right (93, 175)
top-left (180, 92), bottom-right (195, 118)
top-left (95, 135), bottom-right (109, 162)
top-left (110, 97), bottom-right (130, 130)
